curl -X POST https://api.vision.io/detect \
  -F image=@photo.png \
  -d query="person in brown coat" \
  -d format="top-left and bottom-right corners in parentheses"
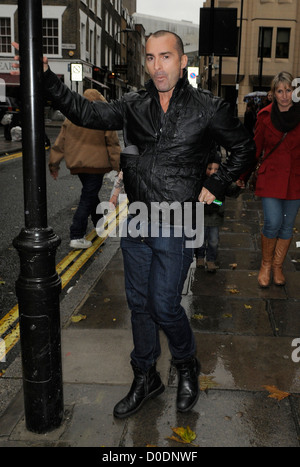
top-left (49, 89), bottom-right (121, 249)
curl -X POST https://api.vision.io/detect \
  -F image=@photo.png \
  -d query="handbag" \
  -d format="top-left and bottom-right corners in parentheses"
top-left (248, 132), bottom-right (287, 191)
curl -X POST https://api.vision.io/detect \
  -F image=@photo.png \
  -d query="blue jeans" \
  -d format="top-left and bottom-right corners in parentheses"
top-left (121, 218), bottom-right (195, 371)
top-left (261, 197), bottom-right (300, 239)
top-left (195, 226), bottom-right (219, 262)
top-left (70, 173), bottom-right (104, 240)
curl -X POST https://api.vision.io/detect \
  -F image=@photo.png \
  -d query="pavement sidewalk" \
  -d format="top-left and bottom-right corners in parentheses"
top-left (0, 188), bottom-right (300, 448)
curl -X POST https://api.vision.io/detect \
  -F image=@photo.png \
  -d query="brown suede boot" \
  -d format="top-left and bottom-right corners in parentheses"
top-left (272, 238), bottom-right (292, 286)
top-left (258, 234), bottom-right (277, 288)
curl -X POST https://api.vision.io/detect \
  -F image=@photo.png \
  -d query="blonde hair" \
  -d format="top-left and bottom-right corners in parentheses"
top-left (271, 71), bottom-right (294, 93)
top-left (83, 88), bottom-right (106, 102)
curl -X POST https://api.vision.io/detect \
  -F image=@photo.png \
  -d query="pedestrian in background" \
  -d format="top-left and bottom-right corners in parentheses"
top-left (243, 100), bottom-right (257, 138)
top-left (195, 150), bottom-right (224, 272)
top-left (196, 148), bottom-right (243, 272)
top-left (254, 71), bottom-right (300, 287)
top-left (49, 89), bottom-right (121, 249)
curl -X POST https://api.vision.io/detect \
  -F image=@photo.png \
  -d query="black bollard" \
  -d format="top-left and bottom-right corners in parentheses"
top-left (13, 0), bottom-right (63, 433)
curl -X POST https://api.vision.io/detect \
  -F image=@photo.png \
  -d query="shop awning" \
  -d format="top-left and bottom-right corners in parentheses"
top-left (84, 76), bottom-right (109, 90)
top-left (0, 73), bottom-right (20, 86)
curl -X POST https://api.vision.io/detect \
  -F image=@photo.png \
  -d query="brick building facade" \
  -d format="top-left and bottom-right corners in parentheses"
top-left (0, 0), bottom-right (144, 101)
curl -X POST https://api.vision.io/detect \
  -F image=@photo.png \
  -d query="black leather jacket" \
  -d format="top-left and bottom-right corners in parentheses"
top-left (44, 68), bottom-right (255, 206)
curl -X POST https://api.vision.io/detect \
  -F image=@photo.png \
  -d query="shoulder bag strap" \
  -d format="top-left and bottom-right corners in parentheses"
top-left (261, 132), bottom-right (287, 163)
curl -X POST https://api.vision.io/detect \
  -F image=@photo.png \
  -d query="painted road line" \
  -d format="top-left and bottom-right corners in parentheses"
top-left (0, 152), bottom-right (22, 163)
top-left (3, 323), bottom-right (20, 355)
top-left (56, 201), bottom-right (126, 275)
top-left (0, 306), bottom-right (19, 364)
top-left (60, 235), bottom-right (105, 289)
top-left (0, 305), bottom-right (19, 338)
top-left (0, 199), bottom-right (128, 363)
top-left (0, 147), bottom-right (49, 163)
top-left (60, 203), bottom-right (128, 289)
top-left (55, 226), bottom-right (98, 275)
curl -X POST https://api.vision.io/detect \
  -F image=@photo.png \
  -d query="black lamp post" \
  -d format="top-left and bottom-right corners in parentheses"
top-left (13, 0), bottom-right (63, 433)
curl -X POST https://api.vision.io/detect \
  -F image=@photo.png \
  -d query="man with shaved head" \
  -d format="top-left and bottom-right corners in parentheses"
top-left (13, 31), bottom-right (254, 418)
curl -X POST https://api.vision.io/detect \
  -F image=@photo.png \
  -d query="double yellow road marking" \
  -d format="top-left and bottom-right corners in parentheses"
top-left (0, 146), bottom-right (49, 164)
top-left (0, 199), bottom-right (128, 365)
top-left (0, 152), bottom-right (23, 163)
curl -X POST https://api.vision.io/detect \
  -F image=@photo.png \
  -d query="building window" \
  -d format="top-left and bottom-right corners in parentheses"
top-left (43, 19), bottom-right (59, 55)
top-left (89, 0), bottom-right (95, 12)
top-left (258, 27), bottom-right (273, 58)
top-left (96, 0), bottom-right (102, 19)
top-left (0, 18), bottom-right (11, 53)
top-left (90, 28), bottom-right (94, 63)
top-left (96, 29), bottom-right (101, 67)
top-left (276, 28), bottom-right (290, 58)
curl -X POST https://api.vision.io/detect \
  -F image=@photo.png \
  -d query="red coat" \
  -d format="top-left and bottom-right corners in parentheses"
top-left (254, 103), bottom-right (300, 199)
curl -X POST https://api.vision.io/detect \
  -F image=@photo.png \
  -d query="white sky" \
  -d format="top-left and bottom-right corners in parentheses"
top-left (136, 0), bottom-right (205, 24)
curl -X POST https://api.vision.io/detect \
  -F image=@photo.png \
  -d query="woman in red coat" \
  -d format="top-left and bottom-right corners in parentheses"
top-left (254, 71), bottom-right (300, 287)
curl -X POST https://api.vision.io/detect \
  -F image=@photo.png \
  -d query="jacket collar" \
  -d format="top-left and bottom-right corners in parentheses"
top-left (145, 68), bottom-right (189, 98)
top-left (259, 101), bottom-right (300, 133)
top-left (258, 103), bottom-right (272, 116)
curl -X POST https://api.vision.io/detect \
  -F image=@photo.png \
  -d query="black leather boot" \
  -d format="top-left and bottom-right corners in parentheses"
top-left (173, 357), bottom-right (200, 412)
top-left (113, 363), bottom-right (165, 419)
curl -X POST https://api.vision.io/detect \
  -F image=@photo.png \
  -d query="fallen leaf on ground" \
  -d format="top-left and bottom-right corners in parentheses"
top-left (228, 288), bottom-right (239, 294)
top-left (244, 304), bottom-right (252, 309)
top-left (222, 313), bottom-right (232, 318)
top-left (71, 314), bottom-right (87, 323)
top-left (167, 426), bottom-right (197, 445)
top-left (229, 263), bottom-right (237, 269)
top-left (200, 375), bottom-right (220, 391)
top-left (192, 313), bottom-right (206, 320)
top-left (262, 385), bottom-right (290, 401)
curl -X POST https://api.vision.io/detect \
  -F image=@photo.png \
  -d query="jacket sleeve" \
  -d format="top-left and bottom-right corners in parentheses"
top-left (105, 130), bottom-right (121, 172)
top-left (49, 120), bottom-right (67, 168)
top-left (203, 97), bottom-right (256, 198)
top-left (43, 68), bottom-right (124, 131)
